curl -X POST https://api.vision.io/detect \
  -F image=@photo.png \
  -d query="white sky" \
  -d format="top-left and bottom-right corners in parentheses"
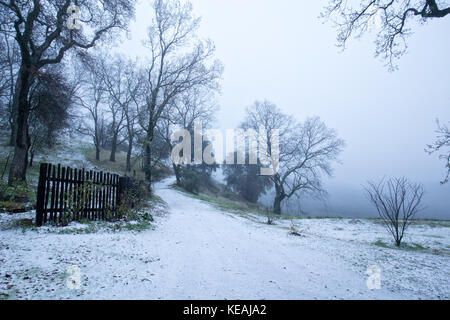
top-left (116, 0), bottom-right (450, 218)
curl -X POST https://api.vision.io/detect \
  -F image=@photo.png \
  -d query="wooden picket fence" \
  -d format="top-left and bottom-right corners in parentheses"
top-left (35, 163), bottom-right (126, 226)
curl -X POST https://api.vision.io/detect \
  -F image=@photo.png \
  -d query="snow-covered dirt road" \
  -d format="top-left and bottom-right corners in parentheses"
top-left (0, 178), bottom-right (448, 299)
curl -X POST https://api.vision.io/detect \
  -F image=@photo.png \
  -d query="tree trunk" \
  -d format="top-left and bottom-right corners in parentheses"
top-left (47, 131), bottom-right (54, 149)
top-left (29, 150), bottom-right (34, 167)
top-left (95, 146), bottom-right (100, 161)
top-left (144, 140), bottom-right (153, 197)
top-left (9, 116), bottom-right (16, 147)
top-left (8, 65), bottom-right (32, 185)
top-left (273, 183), bottom-right (285, 214)
top-left (126, 138), bottom-right (133, 172)
top-left (144, 114), bottom-right (155, 195)
top-left (144, 126), bottom-right (155, 183)
top-left (173, 163), bottom-right (181, 185)
top-left (144, 142), bottom-right (152, 182)
top-left (109, 133), bottom-right (117, 162)
top-left (273, 196), bottom-right (282, 215)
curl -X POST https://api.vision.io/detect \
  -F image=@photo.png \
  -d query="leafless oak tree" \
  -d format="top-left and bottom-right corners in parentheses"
top-left (365, 177), bottom-right (425, 246)
top-left (76, 58), bottom-right (108, 161)
top-left (322, 0), bottom-right (450, 69)
top-left (0, 0), bottom-right (136, 185)
top-left (242, 101), bottom-right (345, 214)
top-left (156, 87), bottom-right (218, 185)
top-left (139, 0), bottom-right (222, 189)
top-left (123, 66), bottom-right (144, 172)
top-left (99, 56), bottom-right (128, 163)
top-left (426, 120), bottom-right (450, 184)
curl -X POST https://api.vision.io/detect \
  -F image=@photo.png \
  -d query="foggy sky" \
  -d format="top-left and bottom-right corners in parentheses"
top-left (117, 0), bottom-right (450, 218)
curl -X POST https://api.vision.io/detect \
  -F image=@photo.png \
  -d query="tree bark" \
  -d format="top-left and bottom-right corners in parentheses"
top-left (109, 133), bottom-right (117, 162)
top-left (173, 163), bottom-right (181, 185)
top-left (126, 138), bottom-right (133, 172)
top-left (9, 114), bottom-right (16, 147)
top-left (29, 150), bottom-right (34, 167)
top-left (95, 146), bottom-right (100, 161)
top-left (144, 127), bottom-right (155, 197)
top-left (273, 196), bottom-right (282, 215)
top-left (273, 182), bottom-right (285, 214)
top-left (144, 140), bottom-right (152, 182)
top-left (8, 65), bottom-right (32, 185)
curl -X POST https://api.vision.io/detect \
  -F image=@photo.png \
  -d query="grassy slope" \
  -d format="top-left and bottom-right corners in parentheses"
top-left (82, 146), bottom-right (144, 179)
top-left (82, 145), bottom-right (172, 182)
top-left (172, 184), bottom-right (342, 222)
top-left (173, 184), bottom-right (450, 228)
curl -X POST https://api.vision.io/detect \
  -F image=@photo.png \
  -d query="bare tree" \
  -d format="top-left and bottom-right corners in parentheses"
top-left (365, 177), bottom-right (425, 246)
top-left (242, 101), bottom-right (345, 214)
top-left (124, 68), bottom-right (144, 172)
top-left (322, 0), bottom-right (450, 69)
top-left (157, 88), bottom-right (218, 185)
top-left (426, 120), bottom-right (450, 184)
top-left (76, 59), bottom-right (108, 161)
top-left (139, 0), bottom-right (222, 189)
top-left (0, 0), bottom-right (136, 185)
top-left (0, 31), bottom-right (19, 145)
top-left (100, 55), bottom-right (142, 163)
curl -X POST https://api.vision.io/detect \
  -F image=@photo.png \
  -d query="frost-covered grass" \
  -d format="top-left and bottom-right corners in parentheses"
top-left (0, 134), bottom-right (93, 206)
top-left (173, 184), bottom-right (339, 222)
top-left (82, 146), bottom-right (143, 178)
top-left (1, 134), bottom-right (449, 300)
top-left (0, 178), bottom-right (449, 299)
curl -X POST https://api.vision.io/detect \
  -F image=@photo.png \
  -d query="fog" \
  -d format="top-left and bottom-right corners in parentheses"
top-left (119, 0), bottom-right (450, 219)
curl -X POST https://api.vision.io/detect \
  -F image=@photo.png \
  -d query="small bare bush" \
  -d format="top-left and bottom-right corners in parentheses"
top-left (365, 177), bottom-right (425, 247)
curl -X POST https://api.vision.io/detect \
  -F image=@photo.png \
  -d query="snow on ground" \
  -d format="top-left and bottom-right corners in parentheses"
top-left (0, 177), bottom-right (449, 300)
top-left (35, 137), bottom-right (98, 172)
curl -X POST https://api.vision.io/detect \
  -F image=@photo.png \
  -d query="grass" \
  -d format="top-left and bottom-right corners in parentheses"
top-left (149, 193), bottom-right (165, 206)
top-left (368, 217), bottom-right (450, 228)
top-left (56, 221), bottom-right (99, 234)
top-left (82, 146), bottom-right (140, 176)
top-left (0, 138), bottom-right (39, 204)
top-left (373, 239), bottom-right (443, 255)
top-left (402, 243), bottom-right (427, 251)
top-left (373, 239), bottom-right (391, 249)
top-left (13, 218), bottom-right (36, 233)
top-left (123, 221), bottom-right (151, 232)
top-left (55, 219), bottom-right (152, 234)
top-left (0, 201), bottom-right (33, 213)
top-left (410, 219), bottom-right (450, 228)
top-left (173, 184), bottom-right (341, 221)
top-left (0, 218), bottom-right (37, 232)
top-left (82, 145), bottom-right (172, 182)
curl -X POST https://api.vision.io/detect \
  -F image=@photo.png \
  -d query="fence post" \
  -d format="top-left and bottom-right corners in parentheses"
top-left (36, 163), bottom-right (48, 227)
top-left (117, 176), bottom-right (126, 207)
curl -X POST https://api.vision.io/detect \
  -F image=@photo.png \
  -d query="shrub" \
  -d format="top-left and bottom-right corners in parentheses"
top-left (222, 153), bottom-right (271, 203)
top-left (0, 179), bottom-right (35, 203)
top-left (179, 168), bottom-right (200, 194)
top-left (365, 177), bottom-right (425, 247)
top-left (152, 165), bottom-right (172, 182)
